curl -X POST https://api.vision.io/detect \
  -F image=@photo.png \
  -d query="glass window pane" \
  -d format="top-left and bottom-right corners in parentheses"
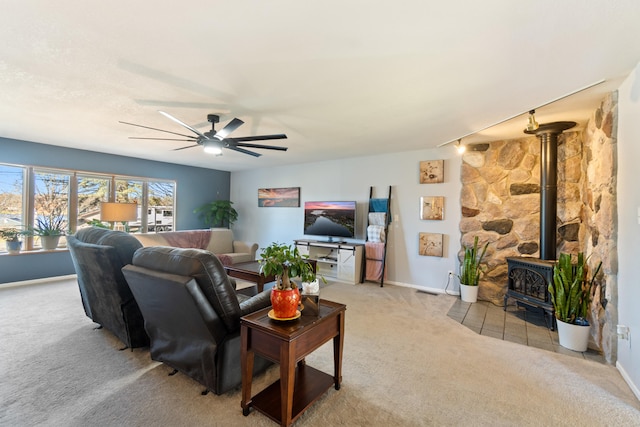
top-left (147, 181), bottom-right (175, 232)
top-left (0, 165), bottom-right (25, 251)
top-left (115, 179), bottom-right (143, 232)
top-left (77, 175), bottom-right (110, 229)
top-left (34, 170), bottom-right (70, 248)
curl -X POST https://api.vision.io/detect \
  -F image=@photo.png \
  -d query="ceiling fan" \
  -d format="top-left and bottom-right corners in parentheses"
top-left (119, 111), bottom-right (288, 157)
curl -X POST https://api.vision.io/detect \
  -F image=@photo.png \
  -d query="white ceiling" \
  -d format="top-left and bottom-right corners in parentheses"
top-left (1, 1), bottom-right (639, 172)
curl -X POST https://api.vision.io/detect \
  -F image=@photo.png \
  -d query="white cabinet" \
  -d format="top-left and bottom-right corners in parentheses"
top-left (295, 240), bottom-right (364, 284)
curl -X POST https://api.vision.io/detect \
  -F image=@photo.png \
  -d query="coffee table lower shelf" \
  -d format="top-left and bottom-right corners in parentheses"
top-left (249, 365), bottom-right (335, 424)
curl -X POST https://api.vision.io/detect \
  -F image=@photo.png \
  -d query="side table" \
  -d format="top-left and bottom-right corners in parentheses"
top-left (240, 299), bottom-right (346, 427)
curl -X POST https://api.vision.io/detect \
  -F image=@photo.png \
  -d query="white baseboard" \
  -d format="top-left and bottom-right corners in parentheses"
top-left (617, 361), bottom-right (640, 401)
top-left (0, 274), bottom-right (77, 290)
top-left (370, 279), bottom-right (459, 296)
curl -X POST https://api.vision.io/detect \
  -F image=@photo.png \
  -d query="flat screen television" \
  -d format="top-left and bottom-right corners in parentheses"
top-left (303, 201), bottom-right (356, 241)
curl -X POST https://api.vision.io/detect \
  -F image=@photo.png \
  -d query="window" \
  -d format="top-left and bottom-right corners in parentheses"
top-left (33, 170), bottom-right (70, 249)
top-left (0, 163), bottom-right (176, 253)
top-left (77, 175), bottom-right (110, 229)
top-left (148, 180), bottom-right (174, 232)
top-left (0, 165), bottom-right (24, 246)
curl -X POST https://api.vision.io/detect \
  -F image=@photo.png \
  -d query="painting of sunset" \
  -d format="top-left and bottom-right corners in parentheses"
top-left (258, 187), bottom-right (300, 207)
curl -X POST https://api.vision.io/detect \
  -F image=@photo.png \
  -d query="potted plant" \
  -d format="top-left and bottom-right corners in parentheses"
top-left (194, 200), bottom-right (238, 229)
top-left (31, 215), bottom-right (67, 250)
top-left (259, 242), bottom-right (320, 319)
top-left (0, 228), bottom-right (27, 254)
top-left (548, 252), bottom-right (602, 352)
top-left (458, 236), bottom-right (489, 303)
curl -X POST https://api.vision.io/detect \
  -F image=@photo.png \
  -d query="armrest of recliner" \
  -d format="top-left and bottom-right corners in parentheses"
top-left (239, 289), bottom-right (271, 316)
top-left (232, 241), bottom-right (258, 259)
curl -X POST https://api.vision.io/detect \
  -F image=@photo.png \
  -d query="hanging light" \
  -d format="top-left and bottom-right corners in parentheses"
top-left (203, 140), bottom-right (223, 155)
top-left (456, 139), bottom-right (466, 154)
top-left (526, 110), bottom-right (539, 131)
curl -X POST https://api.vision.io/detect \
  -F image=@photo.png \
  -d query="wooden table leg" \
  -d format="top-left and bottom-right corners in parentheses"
top-left (241, 325), bottom-right (254, 416)
top-left (333, 311), bottom-right (345, 390)
top-left (280, 341), bottom-right (296, 426)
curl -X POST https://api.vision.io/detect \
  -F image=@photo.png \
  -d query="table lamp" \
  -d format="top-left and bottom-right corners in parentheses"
top-left (100, 202), bottom-right (138, 231)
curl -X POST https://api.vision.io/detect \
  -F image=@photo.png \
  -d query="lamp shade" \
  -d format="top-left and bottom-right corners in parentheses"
top-left (100, 202), bottom-right (138, 222)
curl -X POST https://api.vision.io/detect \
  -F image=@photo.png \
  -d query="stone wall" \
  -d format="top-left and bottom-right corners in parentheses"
top-left (459, 134), bottom-right (581, 303)
top-left (459, 92), bottom-right (618, 361)
top-left (582, 92), bottom-right (618, 363)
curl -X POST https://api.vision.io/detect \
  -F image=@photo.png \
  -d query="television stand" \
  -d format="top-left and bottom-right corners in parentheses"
top-left (294, 240), bottom-right (364, 284)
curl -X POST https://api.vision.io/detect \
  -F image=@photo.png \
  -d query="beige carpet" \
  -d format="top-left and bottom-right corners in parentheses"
top-left (1, 278), bottom-right (639, 426)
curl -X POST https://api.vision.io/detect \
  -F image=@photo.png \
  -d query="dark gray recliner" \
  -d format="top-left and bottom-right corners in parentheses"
top-left (67, 227), bottom-right (149, 349)
top-left (122, 246), bottom-right (273, 395)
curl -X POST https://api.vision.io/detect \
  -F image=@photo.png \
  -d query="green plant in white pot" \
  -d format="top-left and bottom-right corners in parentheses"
top-left (548, 252), bottom-right (601, 352)
top-left (458, 236), bottom-right (489, 303)
top-left (31, 215), bottom-right (67, 250)
top-left (0, 228), bottom-right (28, 254)
top-left (194, 200), bottom-right (238, 228)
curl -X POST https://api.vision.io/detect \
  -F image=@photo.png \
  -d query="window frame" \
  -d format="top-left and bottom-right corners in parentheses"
top-left (0, 163), bottom-right (176, 253)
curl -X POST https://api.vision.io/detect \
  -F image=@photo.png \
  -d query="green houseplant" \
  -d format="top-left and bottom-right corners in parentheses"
top-left (194, 200), bottom-right (238, 228)
top-left (259, 242), bottom-right (321, 319)
top-left (548, 252), bottom-right (602, 351)
top-left (0, 228), bottom-right (28, 254)
top-left (458, 236), bottom-right (489, 303)
top-left (31, 215), bottom-right (67, 250)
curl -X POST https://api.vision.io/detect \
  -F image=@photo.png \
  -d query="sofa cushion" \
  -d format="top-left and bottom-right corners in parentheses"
top-left (206, 229), bottom-right (234, 254)
top-left (224, 252), bottom-right (253, 264)
top-left (134, 233), bottom-right (169, 247)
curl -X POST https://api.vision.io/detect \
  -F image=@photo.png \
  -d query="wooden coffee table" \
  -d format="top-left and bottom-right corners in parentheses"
top-left (240, 299), bottom-right (346, 427)
top-left (224, 261), bottom-right (275, 293)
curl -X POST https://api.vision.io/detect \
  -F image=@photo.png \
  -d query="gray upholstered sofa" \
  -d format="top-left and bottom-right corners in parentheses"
top-left (67, 227), bottom-right (149, 349)
top-left (133, 228), bottom-right (258, 265)
top-left (122, 246), bottom-right (273, 394)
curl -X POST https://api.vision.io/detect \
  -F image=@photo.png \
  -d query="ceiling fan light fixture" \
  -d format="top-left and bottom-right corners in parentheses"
top-left (203, 140), bottom-right (223, 155)
top-left (526, 110), bottom-right (539, 131)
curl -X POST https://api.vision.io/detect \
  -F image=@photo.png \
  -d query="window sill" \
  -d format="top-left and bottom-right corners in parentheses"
top-left (0, 248), bottom-right (69, 256)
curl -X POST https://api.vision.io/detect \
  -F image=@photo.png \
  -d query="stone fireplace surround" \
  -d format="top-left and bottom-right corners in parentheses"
top-left (459, 93), bottom-right (618, 363)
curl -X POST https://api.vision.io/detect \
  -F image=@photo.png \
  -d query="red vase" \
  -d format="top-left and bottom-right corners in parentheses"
top-left (271, 288), bottom-right (301, 319)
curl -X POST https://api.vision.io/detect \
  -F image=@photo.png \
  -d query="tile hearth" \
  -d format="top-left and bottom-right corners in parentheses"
top-left (447, 299), bottom-right (605, 364)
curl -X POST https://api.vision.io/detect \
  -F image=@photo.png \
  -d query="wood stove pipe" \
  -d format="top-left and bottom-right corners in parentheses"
top-left (525, 121), bottom-right (576, 260)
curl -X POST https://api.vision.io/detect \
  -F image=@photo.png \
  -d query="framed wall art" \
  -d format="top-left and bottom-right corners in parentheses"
top-left (419, 232), bottom-right (443, 257)
top-left (258, 187), bottom-right (300, 207)
top-left (420, 196), bottom-right (444, 220)
top-left (419, 159), bottom-right (444, 184)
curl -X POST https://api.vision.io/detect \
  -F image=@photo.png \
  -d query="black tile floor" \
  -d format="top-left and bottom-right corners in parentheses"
top-left (447, 299), bottom-right (605, 363)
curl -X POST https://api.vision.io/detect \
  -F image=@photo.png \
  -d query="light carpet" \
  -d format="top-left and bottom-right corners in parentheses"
top-left (1, 278), bottom-right (639, 426)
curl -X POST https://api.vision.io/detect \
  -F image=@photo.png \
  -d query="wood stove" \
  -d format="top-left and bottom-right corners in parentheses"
top-left (503, 121), bottom-right (576, 330)
top-left (505, 257), bottom-right (555, 329)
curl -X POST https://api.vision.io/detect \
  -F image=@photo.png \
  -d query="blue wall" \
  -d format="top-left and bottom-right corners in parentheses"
top-left (0, 137), bottom-right (230, 283)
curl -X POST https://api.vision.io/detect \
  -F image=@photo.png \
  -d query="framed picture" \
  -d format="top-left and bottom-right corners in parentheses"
top-left (420, 196), bottom-right (444, 220)
top-left (419, 160), bottom-right (444, 184)
top-left (419, 232), bottom-right (443, 257)
top-left (258, 187), bottom-right (300, 207)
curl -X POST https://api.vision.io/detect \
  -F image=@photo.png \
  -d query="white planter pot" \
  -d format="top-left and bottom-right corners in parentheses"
top-left (459, 283), bottom-right (478, 303)
top-left (40, 235), bottom-right (61, 250)
top-left (556, 319), bottom-right (590, 352)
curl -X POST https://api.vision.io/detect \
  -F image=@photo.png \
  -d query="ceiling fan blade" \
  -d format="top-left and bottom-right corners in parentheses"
top-left (232, 142), bottom-right (288, 151)
top-left (119, 121), bottom-right (197, 139)
top-left (214, 118), bottom-right (244, 140)
top-left (128, 137), bottom-right (195, 142)
top-left (232, 134), bottom-right (287, 142)
top-left (158, 110), bottom-right (207, 139)
top-left (225, 145), bottom-right (262, 157)
top-left (173, 144), bottom-right (201, 151)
